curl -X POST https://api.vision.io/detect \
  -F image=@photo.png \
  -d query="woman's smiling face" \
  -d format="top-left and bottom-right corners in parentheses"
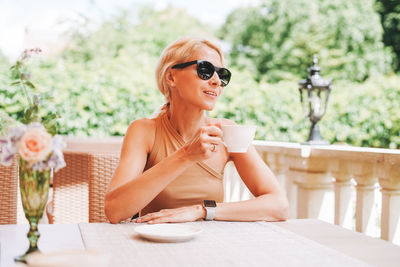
top-left (170, 46), bottom-right (225, 111)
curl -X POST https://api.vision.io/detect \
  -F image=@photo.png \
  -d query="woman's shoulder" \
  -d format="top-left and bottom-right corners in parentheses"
top-left (127, 117), bottom-right (157, 132)
top-left (124, 117), bottom-right (157, 145)
top-left (122, 117), bottom-right (158, 153)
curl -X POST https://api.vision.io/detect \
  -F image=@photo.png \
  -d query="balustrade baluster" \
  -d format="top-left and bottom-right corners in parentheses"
top-left (330, 158), bottom-right (354, 229)
top-left (378, 154), bottom-right (400, 245)
top-left (352, 160), bottom-right (379, 235)
top-left (285, 147), bottom-right (333, 222)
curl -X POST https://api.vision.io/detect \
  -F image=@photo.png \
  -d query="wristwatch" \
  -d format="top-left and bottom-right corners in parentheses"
top-left (203, 200), bottom-right (217, 221)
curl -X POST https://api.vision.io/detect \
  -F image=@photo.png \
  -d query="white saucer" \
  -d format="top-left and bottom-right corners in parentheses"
top-left (134, 224), bottom-right (202, 242)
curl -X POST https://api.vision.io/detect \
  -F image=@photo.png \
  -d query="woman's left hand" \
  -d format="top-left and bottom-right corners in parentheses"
top-left (134, 205), bottom-right (205, 224)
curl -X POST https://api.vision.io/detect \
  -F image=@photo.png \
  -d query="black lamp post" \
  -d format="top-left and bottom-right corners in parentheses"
top-left (299, 55), bottom-right (332, 145)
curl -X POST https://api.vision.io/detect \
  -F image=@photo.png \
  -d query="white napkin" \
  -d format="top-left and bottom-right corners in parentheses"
top-left (26, 249), bottom-right (110, 267)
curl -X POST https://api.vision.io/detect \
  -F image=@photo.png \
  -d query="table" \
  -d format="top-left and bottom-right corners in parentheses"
top-left (0, 224), bottom-right (84, 266)
top-left (1, 219), bottom-right (400, 266)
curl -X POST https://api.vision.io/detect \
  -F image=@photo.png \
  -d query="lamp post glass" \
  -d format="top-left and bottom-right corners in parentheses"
top-left (299, 55), bottom-right (332, 145)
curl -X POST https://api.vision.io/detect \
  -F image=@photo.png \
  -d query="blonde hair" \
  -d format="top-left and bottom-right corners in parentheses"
top-left (155, 37), bottom-right (224, 106)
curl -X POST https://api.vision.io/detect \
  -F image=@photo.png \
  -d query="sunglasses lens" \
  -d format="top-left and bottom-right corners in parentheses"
top-left (197, 61), bottom-right (214, 80)
top-left (196, 61), bottom-right (231, 87)
top-left (217, 68), bottom-right (231, 87)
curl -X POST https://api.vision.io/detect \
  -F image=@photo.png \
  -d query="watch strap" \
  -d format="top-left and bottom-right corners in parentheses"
top-left (203, 200), bottom-right (216, 221)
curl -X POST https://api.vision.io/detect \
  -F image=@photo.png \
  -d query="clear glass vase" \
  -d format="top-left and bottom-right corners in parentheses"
top-left (14, 158), bottom-right (51, 263)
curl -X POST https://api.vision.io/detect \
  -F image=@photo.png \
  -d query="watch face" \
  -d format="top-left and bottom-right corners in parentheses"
top-left (204, 200), bottom-right (217, 208)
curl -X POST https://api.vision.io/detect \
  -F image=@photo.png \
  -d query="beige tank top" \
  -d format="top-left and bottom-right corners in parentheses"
top-left (141, 112), bottom-right (224, 215)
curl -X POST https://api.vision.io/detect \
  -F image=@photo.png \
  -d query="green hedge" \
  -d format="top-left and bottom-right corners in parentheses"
top-left (211, 69), bottom-right (400, 148)
top-left (1, 7), bottom-right (399, 149)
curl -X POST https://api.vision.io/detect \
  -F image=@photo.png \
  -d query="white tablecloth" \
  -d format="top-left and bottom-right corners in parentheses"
top-left (79, 221), bottom-right (371, 267)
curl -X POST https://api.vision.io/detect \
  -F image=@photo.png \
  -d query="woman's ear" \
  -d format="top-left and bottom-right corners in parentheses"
top-left (166, 70), bottom-right (175, 87)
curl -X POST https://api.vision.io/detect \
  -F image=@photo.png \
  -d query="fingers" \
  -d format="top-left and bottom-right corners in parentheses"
top-left (195, 139), bottom-right (222, 155)
top-left (135, 210), bottom-right (166, 224)
top-left (199, 134), bottom-right (223, 146)
top-left (134, 206), bottom-right (201, 224)
top-left (182, 125), bottom-right (225, 161)
top-left (136, 214), bottom-right (168, 224)
top-left (207, 119), bottom-right (223, 129)
top-left (199, 126), bottom-right (223, 145)
top-left (196, 127), bottom-right (223, 150)
top-left (147, 216), bottom-right (174, 224)
top-left (201, 125), bottom-right (222, 138)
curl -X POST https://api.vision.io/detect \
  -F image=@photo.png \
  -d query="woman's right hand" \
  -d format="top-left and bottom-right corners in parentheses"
top-left (182, 124), bottom-right (223, 162)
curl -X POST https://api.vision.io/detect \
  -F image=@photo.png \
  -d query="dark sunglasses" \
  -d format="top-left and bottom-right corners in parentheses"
top-left (171, 60), bottom-right (231, 87)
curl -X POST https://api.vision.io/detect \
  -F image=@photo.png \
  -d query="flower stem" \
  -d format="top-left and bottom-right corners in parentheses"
top-left (21, 82), bottom-right (33, 107)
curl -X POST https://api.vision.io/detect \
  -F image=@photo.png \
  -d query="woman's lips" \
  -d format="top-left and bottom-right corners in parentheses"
top-left (203, 90), bottom-right (217, 97)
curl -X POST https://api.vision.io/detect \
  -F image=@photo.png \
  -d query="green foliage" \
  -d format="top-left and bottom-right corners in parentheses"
top-left (375, 0), bottom-right (400, 71)
top-left (219, 0), bottom-right (392, 82)
top-left (323, 75), bottom-right (400, 148)
top-left (1, 5), bottom-right (399, 149)
top-left (212, 73), bottom-right (400, 149)
top-left (0, 52), bottom-right (13, 135)
top-left (2, 7), bottom-right (216, 136)
top-left (1, 49), bottom-right (59, 135)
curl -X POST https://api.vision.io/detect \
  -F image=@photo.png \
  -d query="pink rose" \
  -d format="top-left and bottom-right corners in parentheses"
top-left (18, 128), bottom-right (52, 163)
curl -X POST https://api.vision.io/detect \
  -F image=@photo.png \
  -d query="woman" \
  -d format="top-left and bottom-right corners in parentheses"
top-left (105, 37), bottom-right (289, 224)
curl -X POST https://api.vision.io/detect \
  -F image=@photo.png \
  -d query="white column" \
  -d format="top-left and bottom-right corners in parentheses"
top-left (378, 154), bottom-right (400, 245)
top-left (295, 172), bottom-right (333, 222)
top-left (333, 180), bottom-right (354, 229)
top-left (284, 146), bottom-right (332, 221)
top-left (349, 156), bottom-right (379, 236)
top-left (381, 190), bottom-right (400, 245)
top-left (354, 176), bottom-right (378, 235)
top-left (285, 169), bottom-right (298, 219)
top-left (329, 158), bottom-right (354, 229)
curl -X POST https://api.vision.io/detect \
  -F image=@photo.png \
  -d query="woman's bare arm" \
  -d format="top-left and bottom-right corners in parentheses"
top-left (214, 119), bottom-right (288, 221)
top-left (104, 119), bottom-right (192, 223)
top-left (214, 144), bottom-right (289, 221)
top-left (136, 144), bottom-right (288, 224)
top-left (135, 120), bottom-right (288, 224)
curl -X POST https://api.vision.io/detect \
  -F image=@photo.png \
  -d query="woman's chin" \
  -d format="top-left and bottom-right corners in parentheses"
top-left (203, 103), bottom-right (216, 111)
top-left (202, 99), bottom-right (218, 111)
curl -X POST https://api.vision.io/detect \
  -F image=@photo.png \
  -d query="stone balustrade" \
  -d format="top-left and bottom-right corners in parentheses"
top-left (247, 141), bottom-right (400, 245)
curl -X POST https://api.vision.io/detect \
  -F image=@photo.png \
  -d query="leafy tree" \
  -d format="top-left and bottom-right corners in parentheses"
top-left (323, 75), bottom-right (400, 148)
top-left (1, 5), bottom-right (399, 149)
top-left (375, 0), bottom-right (400, 72)
top-left (219, 0), bottom-right (392, 82)
top-left (212, 71), bottom-right (400, 148)
top-left (2, 6), bottom-right (215, 136)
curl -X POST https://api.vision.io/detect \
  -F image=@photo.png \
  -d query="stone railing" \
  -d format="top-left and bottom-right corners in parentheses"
top-left (245, 141), bottom-right (399, 245)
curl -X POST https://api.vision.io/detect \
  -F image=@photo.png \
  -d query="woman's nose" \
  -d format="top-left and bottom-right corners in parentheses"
top-left (208, 72), bottom-right (221, 87)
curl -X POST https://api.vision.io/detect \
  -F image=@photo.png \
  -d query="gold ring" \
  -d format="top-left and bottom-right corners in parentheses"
top-left (211, 144), bottom-right (216, 152)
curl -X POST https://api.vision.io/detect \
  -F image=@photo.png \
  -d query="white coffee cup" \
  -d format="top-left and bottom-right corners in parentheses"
top-left (221, 125), bottom-right (256, 153)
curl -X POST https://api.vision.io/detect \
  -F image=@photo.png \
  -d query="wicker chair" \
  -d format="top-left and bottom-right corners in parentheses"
top-left (0, 157), bottom-right (18, 224)
top-left (51, 151), bottom-right (90, 223)
top-left (49, 137), bottom-right (123, 224)
top-left (88, 152), bottom-right (120, 223)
